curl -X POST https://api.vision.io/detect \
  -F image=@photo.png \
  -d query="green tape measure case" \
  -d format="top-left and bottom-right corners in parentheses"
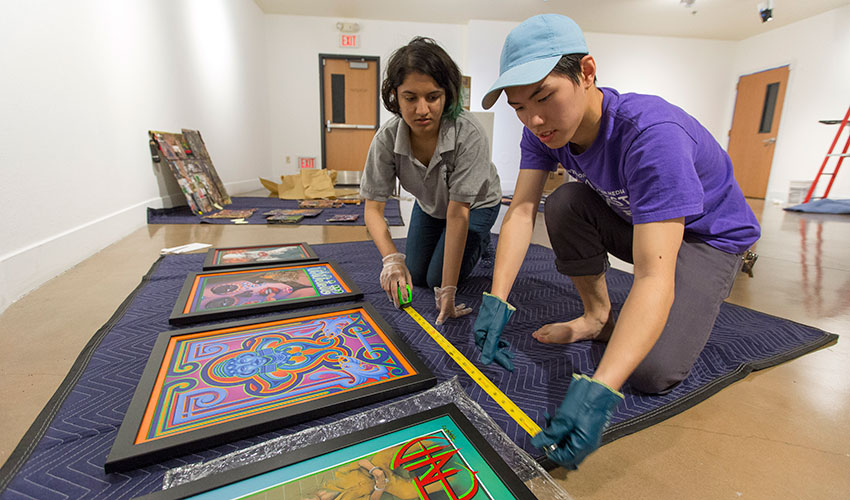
top-left (398, 284), bottom-right (412, 307)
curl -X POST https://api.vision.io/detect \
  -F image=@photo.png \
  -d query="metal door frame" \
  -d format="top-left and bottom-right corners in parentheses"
top-left (318, 54), bottom-right (380, 171)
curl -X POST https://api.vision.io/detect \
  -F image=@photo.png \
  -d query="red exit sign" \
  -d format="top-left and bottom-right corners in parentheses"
top-left (339, 34), bottom-right (359, 48)
top-left (299, 157), bottom-right (315, 169)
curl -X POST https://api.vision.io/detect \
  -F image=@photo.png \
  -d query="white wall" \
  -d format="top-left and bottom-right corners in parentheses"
top-left (726, 5), bottom-right (850, 202)
top-left (467, 20), bottom-right (737, 193)
top-left (467, 20), bottom-right (526, 192)
top-left (0, 0), bottom-right (270, 313)
top-left (265, 15), bottom-right (466, 175)
top-left (468, 8), bottom-right (850, 201)
top-left (3, 5), bottom-right (846, 314)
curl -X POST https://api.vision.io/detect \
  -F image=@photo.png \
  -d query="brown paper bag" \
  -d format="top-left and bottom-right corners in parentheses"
top-left (259, 169), bottom-right (360, 199)
top-left (301, 169), bottom-right (337, 199)
top-left (277, 174), bottom-right (306, 199)
top-left (260, 177), bottom-right (282, 195)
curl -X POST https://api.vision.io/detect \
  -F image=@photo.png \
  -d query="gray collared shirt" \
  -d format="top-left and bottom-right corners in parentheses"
top-left (360, 110), bottom-right (502, 218)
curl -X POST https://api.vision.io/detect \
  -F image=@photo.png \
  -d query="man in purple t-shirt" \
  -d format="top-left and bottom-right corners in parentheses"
top-left (473, 14), bottom-right (760, 469)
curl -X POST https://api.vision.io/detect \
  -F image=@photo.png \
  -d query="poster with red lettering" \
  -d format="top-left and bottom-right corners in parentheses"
top-left (138, 404), bottom-right (536, 500)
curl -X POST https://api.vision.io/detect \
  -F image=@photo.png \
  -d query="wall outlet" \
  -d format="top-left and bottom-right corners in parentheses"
top-left (285, 155), bottom-right (291, 164)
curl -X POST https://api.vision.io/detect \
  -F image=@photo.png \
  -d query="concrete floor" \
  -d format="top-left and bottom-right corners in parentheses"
top-left (0, 193), bottom-right (847, 499)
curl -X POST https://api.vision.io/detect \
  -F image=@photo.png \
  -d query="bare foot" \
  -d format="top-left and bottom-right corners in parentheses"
top-left (532, 313), bottom-right (614, 344)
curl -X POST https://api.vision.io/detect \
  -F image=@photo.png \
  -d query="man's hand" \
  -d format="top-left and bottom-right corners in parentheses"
top-left (472, 292), bottom-right (516, 371)
top-left (379, 253), bottom-right (412, 308)
top-left (531, 374), bottom-right (624, 469)
top-left (434, 286), bottom-right (472, 325)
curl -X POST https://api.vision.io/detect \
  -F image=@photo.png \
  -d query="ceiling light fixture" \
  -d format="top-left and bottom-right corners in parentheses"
top-left (758, 0), bottom-right (774, 22)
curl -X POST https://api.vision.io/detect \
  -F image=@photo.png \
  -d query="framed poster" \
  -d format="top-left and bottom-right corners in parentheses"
top-left (150, 130), bottom-right (231, 215)
top-left (106, 303), bottom-right (436, 473)
top-left (202, 243), bottom-right (320, 270)
top-left (182, 128), bottom-right (232, 205)
top-left (139, 404), bottom-right (536, 499)
top-left (169, 261), bottom-right (361, 325)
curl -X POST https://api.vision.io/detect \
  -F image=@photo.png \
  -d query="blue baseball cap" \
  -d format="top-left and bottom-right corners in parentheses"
top-left (482, 14), bottom-right (588, 109)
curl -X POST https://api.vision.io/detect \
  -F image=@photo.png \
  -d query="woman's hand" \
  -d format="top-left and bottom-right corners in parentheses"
top-left (371, 467), bottom-right (388, 489)
top-left (368, 466), bottom-right (388, 499)
top-left (434, 285), bottom-right (472, 325)
top-left (380, 253), bottom-right (412, 308)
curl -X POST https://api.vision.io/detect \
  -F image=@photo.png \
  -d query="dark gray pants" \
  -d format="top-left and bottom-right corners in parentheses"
top-left (544, 182), bottom-right (742, 394)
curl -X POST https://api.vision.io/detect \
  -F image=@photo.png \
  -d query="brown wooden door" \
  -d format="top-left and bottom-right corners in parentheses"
top-left (727, 66), bottom-right (790, 198)
top-left (320, 55), bottom-right (379, 177)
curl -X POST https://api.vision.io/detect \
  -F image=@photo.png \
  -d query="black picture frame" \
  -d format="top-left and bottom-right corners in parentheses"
top-left (106, 303), bottom-right (437, 473)
top-left (138, 404), bottom-right (536, 499)
top-left (168, 260), bottom-right (362, 325)
top-left (202, 242), bottom-right (320, 271)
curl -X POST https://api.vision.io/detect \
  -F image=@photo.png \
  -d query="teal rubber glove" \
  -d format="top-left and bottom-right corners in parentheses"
top-left (472, 292), bottom-right (516, 371)
top-left (531, 374), bottom-right (624, 469)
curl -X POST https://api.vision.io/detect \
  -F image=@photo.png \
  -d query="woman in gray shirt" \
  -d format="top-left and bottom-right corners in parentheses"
top-left (361, 37), bottom-right (502, 325)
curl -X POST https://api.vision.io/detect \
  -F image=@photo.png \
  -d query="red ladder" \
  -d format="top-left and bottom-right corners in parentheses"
top-left (803, 105), bottom-right (850, 203)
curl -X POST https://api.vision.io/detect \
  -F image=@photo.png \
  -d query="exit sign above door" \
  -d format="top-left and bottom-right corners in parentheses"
top-left (339, 34), bottom-right (359, 48)
top-left (299, 157), bottom-right (315, 169)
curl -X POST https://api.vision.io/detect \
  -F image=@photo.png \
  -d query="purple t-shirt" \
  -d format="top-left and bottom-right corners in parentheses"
top-left (520, 87), bottom-right (760, 254)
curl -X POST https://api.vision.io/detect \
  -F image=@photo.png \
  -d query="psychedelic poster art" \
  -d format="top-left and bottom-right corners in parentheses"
top-left (150, 130), bottom-right (231, 214)
top-left (182, 128), bottom-right (231, 205)
top-left (138, 405), bottom-right (535, 499)
top-left (202, 208), bottom-right (257, 219)
top-left (107, 304), bottom-right (435, 473)
top-left (262, 209), bottom-right (324, 217)
top-left (169, 261), bottom-right (361, 325)
top-left (203, 243), bottom-right (320, 270)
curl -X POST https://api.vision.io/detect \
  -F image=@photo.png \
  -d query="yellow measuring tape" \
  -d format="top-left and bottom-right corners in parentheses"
top-left (403, 305), bottom-right (542, 437)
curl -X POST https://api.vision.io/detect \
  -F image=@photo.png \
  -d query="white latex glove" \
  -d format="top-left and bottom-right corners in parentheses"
top-left (434, 285), bottom-right (472, 325)
top-left (380, 253), bottom-right (412, 308)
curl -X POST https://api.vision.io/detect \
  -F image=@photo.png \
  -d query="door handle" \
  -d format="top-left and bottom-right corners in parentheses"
top-left (762, 137), bottom-right (776, 144)
top-left (326, 120), bottom-right (377, 132)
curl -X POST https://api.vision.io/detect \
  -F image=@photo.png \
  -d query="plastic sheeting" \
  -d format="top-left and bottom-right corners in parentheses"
top-left (162, 377), bottom-right (572, 499)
